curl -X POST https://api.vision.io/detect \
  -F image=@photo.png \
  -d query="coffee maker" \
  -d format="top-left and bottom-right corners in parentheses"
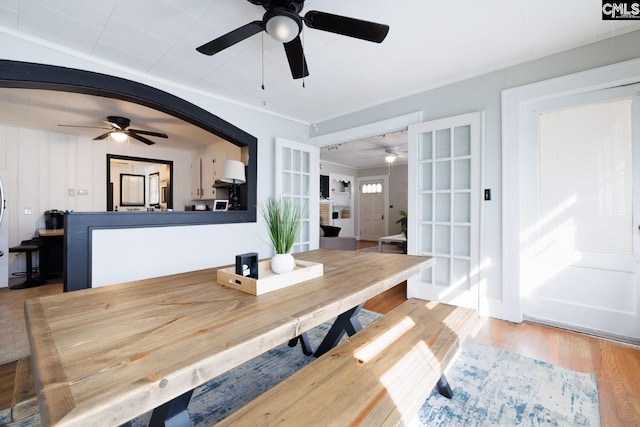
top-left (45, 210), bottom-right (65, 230)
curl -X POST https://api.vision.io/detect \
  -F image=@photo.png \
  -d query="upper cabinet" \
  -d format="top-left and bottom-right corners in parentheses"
top-left (191, 141), bottom-right (241, 200)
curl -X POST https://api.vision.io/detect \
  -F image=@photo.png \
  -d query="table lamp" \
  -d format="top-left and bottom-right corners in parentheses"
top-left (221, 160), bottom-right (246, 210)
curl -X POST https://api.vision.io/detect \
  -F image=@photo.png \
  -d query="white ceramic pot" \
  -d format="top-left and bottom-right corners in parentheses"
top-left (270, 253), bottom-right (295, 274)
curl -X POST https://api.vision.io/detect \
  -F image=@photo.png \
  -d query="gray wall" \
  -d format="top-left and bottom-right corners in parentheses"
top-left (313, 30), bottom-right (640, 305)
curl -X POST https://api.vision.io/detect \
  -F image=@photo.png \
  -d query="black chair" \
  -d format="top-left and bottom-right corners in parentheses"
top-left (9, 239), bottom-right (46, 289)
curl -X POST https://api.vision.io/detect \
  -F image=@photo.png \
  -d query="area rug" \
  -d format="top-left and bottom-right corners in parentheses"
top-left (0, 310), bottom-right (600, 427)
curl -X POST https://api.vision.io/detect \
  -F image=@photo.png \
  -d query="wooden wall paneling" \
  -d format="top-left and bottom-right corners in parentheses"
top-left (75, 137), bottom-right (95, 211)
top-left (48, 133), bottom-right (69, 212)
top-left (93, 138), bottom-right (108, 211)
top-left (17, 129), bottom-right (39, 237)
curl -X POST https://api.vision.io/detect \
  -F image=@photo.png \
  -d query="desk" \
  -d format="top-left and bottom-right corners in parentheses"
top-left (37, 229), bottom-right (64, 278)
top-left (25, 249), bottom-right (433, 427)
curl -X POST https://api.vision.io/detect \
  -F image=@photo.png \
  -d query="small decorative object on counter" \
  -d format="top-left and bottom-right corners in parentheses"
top-left (260, 196), bottom-right (304, 274)
top-left (236, 253), bottom-right (259, 279)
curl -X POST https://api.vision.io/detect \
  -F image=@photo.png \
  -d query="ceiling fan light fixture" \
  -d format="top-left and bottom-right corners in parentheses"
top-left (111, 131), bottom-right (128, 142)
top-left (265, 12), bottom-right (300, 43)
top-left (385, 154), bottom-right (397, 163)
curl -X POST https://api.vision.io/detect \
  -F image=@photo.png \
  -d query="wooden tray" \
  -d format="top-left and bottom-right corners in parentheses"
top-left (217, 259), bottom-right (323, 295)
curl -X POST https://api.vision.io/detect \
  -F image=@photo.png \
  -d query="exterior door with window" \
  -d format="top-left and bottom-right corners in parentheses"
top-left (407, 112), bottom-right (482, 309)
top-left (520, 86), bottom-right (640, 340)
top-left (359, 176), bottom-right (387, 241)
top-left (275, 138), bottom-right (319, 253)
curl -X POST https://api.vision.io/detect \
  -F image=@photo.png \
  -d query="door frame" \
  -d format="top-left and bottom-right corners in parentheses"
top-left (502, 57), bottom-right (640, 324)
top-left (356, 174), bottom-right (389, 240)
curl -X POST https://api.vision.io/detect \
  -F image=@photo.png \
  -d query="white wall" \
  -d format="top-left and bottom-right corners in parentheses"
top-left (0, 126), bottom-right (193, 277)
top-left (313, 30), bottom-right (640, 318)
top-left (0, 30), bottom-right (310, 286)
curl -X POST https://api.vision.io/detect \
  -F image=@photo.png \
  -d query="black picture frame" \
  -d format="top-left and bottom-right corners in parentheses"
top-left (214, 200), bottom-right (229, 211)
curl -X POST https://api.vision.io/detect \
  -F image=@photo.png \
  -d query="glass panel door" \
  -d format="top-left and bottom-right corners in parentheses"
top-left (408, 112), bottom-right (482, 309)
top-left (275, 138), bottom-right (319, 253)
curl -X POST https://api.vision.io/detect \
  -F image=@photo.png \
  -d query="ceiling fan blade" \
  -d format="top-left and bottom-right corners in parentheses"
top-left (127, 131), bottom-right (156, 145)
top-left (196, 21), bottom-right (265, 56)
top-left (283, 36), bottom-right (309, 79)
top-left (103, 119), bottom-right (124, 130)
top-left (304, 11), bottom-right (389, 43)
top-left (58, 124), bottom-right (109, 129)
top-left (129, 129), bottom-right (168, 138)
top-left (93, 132), bottom-right (111, 140)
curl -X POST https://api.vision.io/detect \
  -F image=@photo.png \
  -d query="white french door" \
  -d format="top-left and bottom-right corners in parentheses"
top-left (407, 112), bottom-right (483, 309)
top-left (275, 138), bottom-right (319, 253)
top-left (358, 176), bottom-right (387, 241)
top-left (520, 85), bottom-right (640, 340)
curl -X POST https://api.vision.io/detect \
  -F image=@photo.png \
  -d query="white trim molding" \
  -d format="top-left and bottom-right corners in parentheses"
top-left (309, 112), bottom-right (423, 148)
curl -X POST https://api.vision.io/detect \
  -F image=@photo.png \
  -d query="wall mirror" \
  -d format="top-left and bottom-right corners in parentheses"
top-left (107, 154), bottom-right (173, 211)
top-left (120, 174), bottom-right (145, 207)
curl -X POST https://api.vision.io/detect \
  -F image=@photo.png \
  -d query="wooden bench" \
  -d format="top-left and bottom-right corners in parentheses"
top-left (215, 299), bottom-right (477, 426)
top-left (11, 357), bottom-right (39, 422)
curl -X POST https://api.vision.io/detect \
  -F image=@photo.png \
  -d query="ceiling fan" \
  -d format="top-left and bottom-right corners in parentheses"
top-left (59, 116), bottom-right (168, 145)
top-left (383, 147), bottom-right (407, 163)
top-left (196, 0), bottom-right (390, 79)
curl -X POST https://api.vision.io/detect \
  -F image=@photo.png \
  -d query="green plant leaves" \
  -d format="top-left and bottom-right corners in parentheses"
top-left (260, 197), bottom-right (305, 254)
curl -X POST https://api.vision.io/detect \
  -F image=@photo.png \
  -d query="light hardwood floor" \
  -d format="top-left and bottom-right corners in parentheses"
top-left (1, 244), bottom-right (638, 426)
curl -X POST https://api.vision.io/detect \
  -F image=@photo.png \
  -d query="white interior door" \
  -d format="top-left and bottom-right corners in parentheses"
top-left (407, 112), bottom-right (483, 309)
top-left (358, 176), bottom-right (387, 241)
top-left (275, 138), bottom-right (319, 253)
top-left (520, 85), bottom-right (640, 341)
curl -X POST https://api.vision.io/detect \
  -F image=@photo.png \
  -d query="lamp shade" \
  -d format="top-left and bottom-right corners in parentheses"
top-left (221, 160), bottom-right (246, 184)
top-left (265, 14), bottom-right (300, 43)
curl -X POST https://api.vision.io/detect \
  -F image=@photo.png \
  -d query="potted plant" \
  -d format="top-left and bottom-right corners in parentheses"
top-left (260, 196), bottom-right (304, 274)
top-left (396, 210), bottom-right (408, 254)
top-left (396, 210), bottom-right (408, 237)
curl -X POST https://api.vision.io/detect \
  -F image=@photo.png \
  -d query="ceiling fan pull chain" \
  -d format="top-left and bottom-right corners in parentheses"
top-left (261, 33), bottom-right (265, 90)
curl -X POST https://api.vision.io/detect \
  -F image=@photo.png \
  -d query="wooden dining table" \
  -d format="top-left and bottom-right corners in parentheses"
top-left (24, 249), bottom-right (433, 427)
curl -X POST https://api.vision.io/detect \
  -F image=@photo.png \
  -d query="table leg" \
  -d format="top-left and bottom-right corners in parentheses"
top-left (313, 304), bottom-right (364, 358)
top-left (288, 333), bottom-right (314, 356)
top-left (436, 374), bottom-right (453, 399)
top-left (148, 389), bottom-right (194, 427)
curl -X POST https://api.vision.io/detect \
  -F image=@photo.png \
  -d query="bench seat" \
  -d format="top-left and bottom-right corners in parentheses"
top-left (11, 357), bottom-right (39, 422)
top-left (215, 299), bottom-right (477, 426)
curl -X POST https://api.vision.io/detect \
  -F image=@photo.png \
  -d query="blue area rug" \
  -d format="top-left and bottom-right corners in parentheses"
top-left (1, 310), bottom-right (600, 426)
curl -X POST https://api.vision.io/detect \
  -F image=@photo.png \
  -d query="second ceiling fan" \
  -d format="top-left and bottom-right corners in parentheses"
top-left (196, 0), bottom-right (390, 79)
top-left (59, 116), bottom-right (168, 145)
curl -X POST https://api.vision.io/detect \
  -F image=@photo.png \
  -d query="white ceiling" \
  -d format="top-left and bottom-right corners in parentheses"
top-left (320, 129), bottom-right (409, 169)
top-left (1, 0), bottom-right (639, 166)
